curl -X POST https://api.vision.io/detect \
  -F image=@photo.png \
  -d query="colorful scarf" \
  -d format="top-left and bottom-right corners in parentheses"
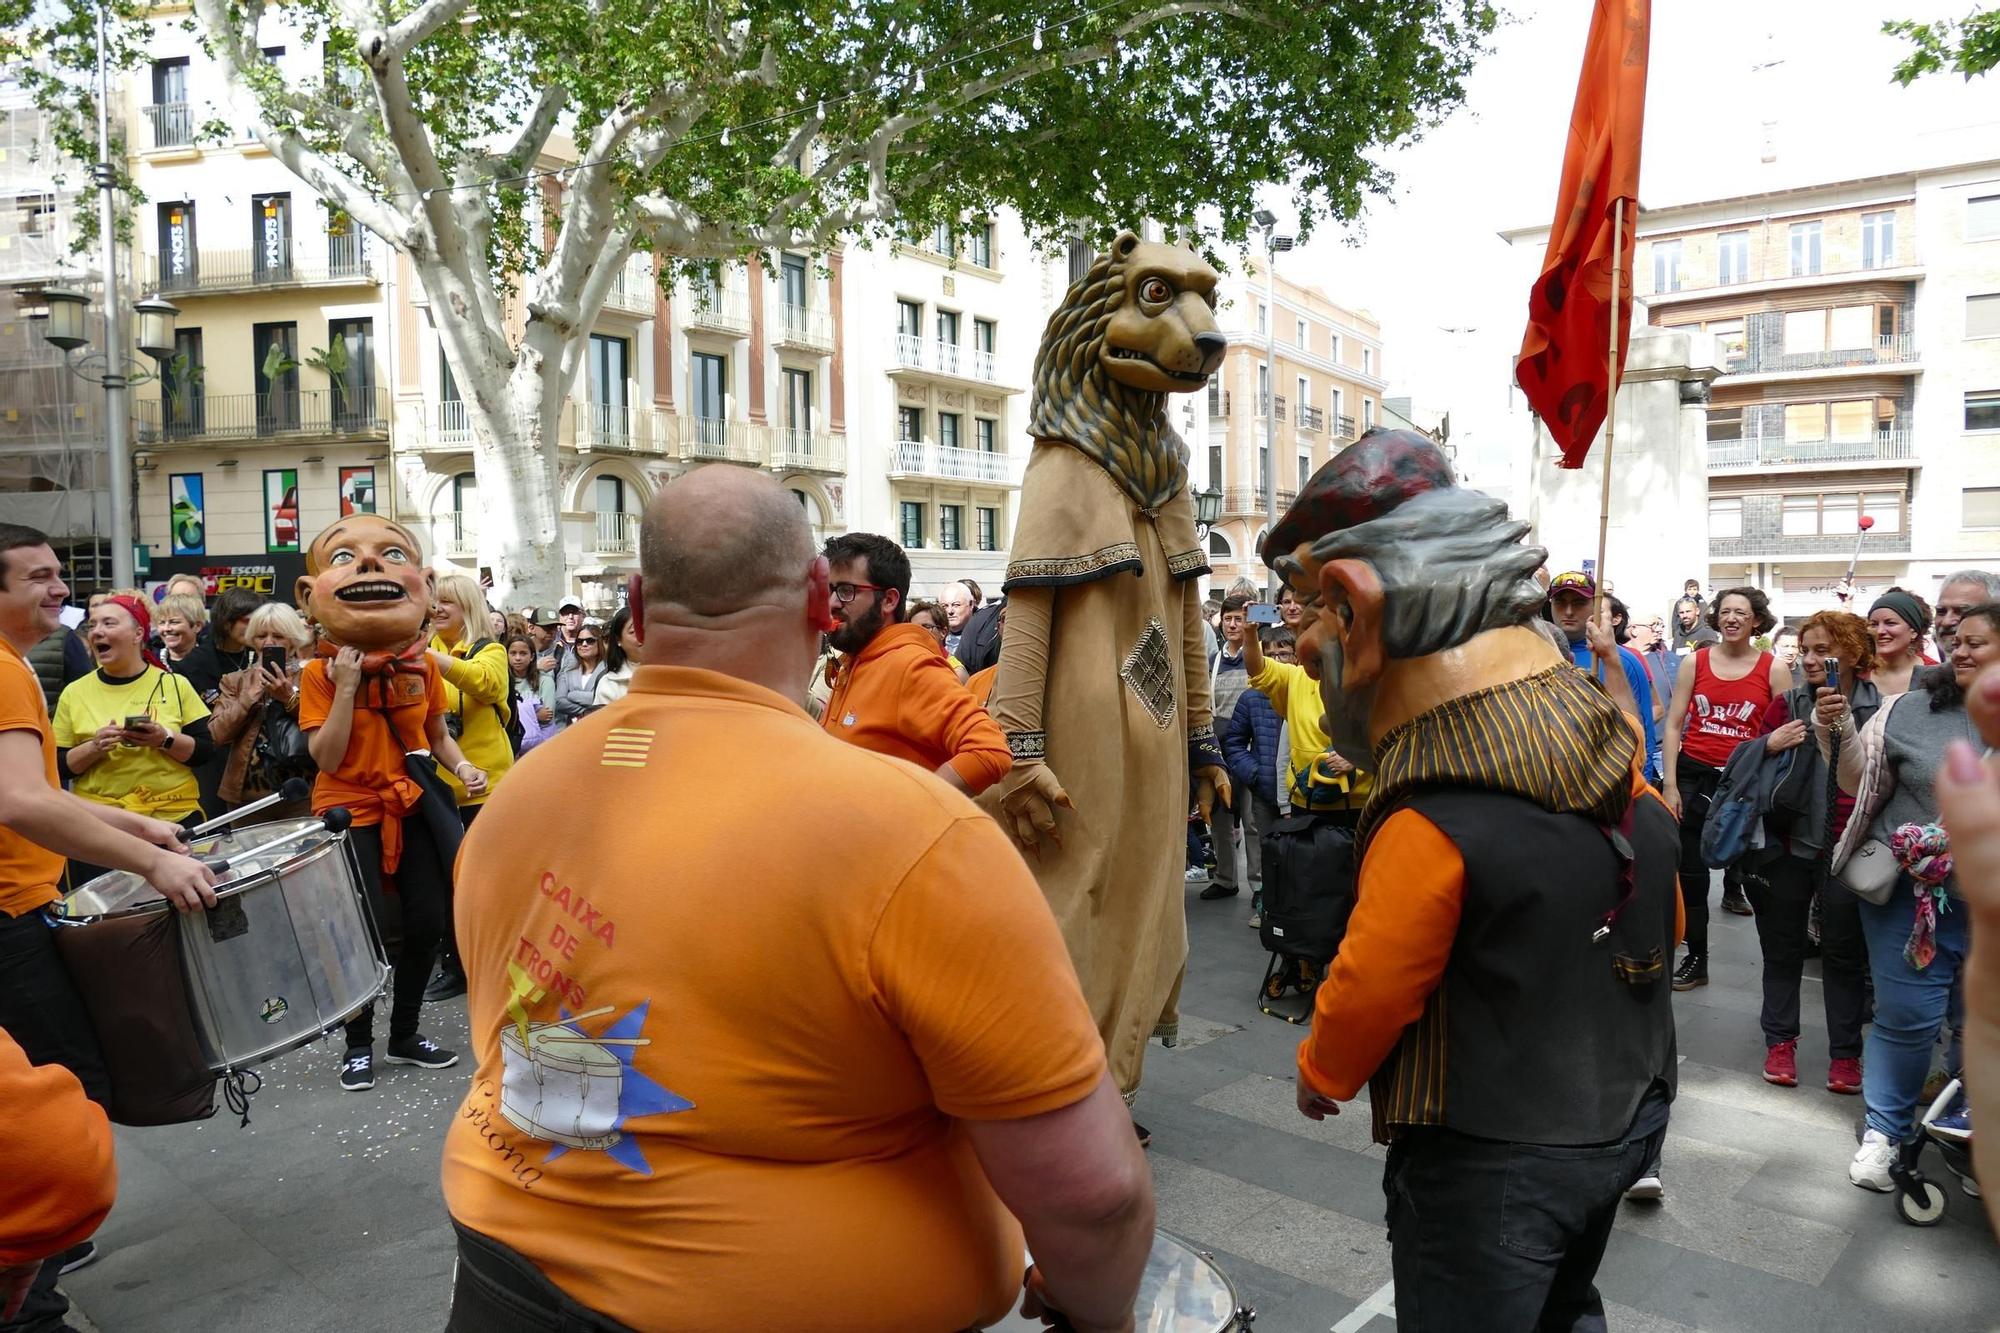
top-left (1890, 821), bottom-right (1953, 969)
top-left (316, 635), bottom-right (429, 709)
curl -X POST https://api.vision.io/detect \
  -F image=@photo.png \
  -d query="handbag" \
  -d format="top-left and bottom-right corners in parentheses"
top-left (251, 697), bottom-right (314, 785)
top-left (1835, 837), bottom-right (1900, 905)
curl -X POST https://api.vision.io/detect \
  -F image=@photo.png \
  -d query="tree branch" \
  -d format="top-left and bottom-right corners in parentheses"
top-left (383, 0), bottom-right (473, 56)
top-left (488, 82), bottom-right (567, 179)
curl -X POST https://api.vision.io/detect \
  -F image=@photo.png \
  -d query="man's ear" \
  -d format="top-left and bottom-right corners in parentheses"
top-left (807, 556), bottom-right (835, 633)
top-left (1320, 558), bottom-right (1387, 690)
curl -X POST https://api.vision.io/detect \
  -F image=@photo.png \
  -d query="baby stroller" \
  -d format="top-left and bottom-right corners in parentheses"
top-left (1889, 1078), bottom-right (1978, 1226)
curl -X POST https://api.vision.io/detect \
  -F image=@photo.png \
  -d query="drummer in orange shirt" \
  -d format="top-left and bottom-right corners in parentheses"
top-left (442, 468), bottom-right (1151, 1333)
top-left (819, 533), bottom-right (1010, 795)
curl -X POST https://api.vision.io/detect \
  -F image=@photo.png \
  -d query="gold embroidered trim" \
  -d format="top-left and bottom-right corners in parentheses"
top-left (1007, 730), bottom-right (1047, 760)
top-left (1005, 542), bottom-right (1143, 587)
top-left (1120, 618), bottom-right (1177, 729)
top-left (1165, 548), bottom-right (1209, 580)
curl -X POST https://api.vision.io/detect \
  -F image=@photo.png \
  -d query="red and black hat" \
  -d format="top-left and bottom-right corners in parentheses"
top-left (1262, 429), bottom-right (1456, 568)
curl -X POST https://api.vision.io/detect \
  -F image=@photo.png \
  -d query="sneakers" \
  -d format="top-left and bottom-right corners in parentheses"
top-left (339, 1047), bottom-right (375, 1092)
top-left (57, 1241), bottom-right (99, 1275)
top-left (1930, 1106), bottom-right (1971, 1141)
top-left (1623, 1174), bottom-right (1663, 1202)
top-left (1184, 866), bottom-right (1208, 882)
top-left (1247, 892), bottom-right (1262, 930)
top-left (1826, 1057), bottom-right (1863, 1095)
top-left (1763, 1040), bottom-right (1798, 1087)
top-left (385, 1033), bottom-right (460, 1069)
top-left (1198, 881), bottom-right (1240, 900)
top-left (1721, 889), bottom-right (1754, 916)
top-left (424, 970), bottom-right (468, 1002)
top-left (1849, 1129), bottom-right (1897, 1192)
top-left (1671, 954), bottom-right (1708, 991)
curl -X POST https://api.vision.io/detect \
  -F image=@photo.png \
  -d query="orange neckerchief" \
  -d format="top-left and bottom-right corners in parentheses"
top-left (316, 635), bottom-right (428, 710)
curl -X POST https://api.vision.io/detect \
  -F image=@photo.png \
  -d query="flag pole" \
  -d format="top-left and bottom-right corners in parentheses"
top-left (1595, 196), bottom-right (1624, 614)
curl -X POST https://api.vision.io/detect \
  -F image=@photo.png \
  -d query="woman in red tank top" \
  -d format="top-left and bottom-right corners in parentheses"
top-left (1661, 588), bottom-right (1796, 990)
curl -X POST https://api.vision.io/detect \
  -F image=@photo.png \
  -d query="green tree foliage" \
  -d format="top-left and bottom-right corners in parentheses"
top-left (5, 0), bottom-right (1497, 602)
top-left (1885, 10), bottom-right (2000, 84)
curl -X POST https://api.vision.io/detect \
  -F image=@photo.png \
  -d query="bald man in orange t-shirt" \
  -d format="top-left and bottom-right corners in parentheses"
top-left (442, 470), bottom-right (1151, 1333)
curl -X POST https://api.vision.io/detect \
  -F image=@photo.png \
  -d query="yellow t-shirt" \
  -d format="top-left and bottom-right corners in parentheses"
top-left (442, 665), bottom-right (1106, 1333)
top-left (50, 667), bottom-right (210, 820)
top-left (1247, 656), bottom-right (1372, 806)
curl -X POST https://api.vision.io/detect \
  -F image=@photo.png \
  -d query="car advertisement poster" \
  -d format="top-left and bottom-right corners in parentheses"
top-left (339, 466), bottom-right (377, 517)
top-left (169, 473), bottom-right (205, 555)
top-left (264, 468), bottom-right (300, 553)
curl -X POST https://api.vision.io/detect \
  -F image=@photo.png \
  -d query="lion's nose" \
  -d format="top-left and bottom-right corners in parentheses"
top-left (1193, 330), bottom-right (1228, 360)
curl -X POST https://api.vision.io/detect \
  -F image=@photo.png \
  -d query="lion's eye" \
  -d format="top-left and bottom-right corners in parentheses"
top-left (1141, 278), bottom-right (1172, 303)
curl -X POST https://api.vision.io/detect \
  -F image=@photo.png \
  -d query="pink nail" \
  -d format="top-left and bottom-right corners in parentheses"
top-left (1945, 739), bottom-right (1982, 785)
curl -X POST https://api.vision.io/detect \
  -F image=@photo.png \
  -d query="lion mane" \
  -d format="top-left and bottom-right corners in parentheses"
top-left (1028, 247), bottom-right (1190, 513)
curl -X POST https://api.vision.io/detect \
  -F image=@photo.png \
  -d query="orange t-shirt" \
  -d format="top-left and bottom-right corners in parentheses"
top-left (442, 665), bottom-right (1105, 1333)
top-left (821, 623), bottom-right (1011, 794)
top-left (0, 635), bottom-right (65, 916)
top-left (298, 657), bottom-right (446, 828)
top-left (0, 1025), bottom-right (116, 1264)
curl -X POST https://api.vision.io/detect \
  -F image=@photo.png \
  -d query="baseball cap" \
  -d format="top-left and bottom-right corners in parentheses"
top-left (558, 595), bottom-right (584, 613)
top-left (534, 606), bottom-right (561, 627)
top-left (1548, 571), bottom-right (1597, 599)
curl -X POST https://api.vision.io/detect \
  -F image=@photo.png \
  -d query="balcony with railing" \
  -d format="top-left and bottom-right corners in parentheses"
top-left (775, 303), bottom-right (835, 354)
top-left (768, 426), bottom-right (846, 473)
top-left (436, 514), bottom-right (478, 560)
top-left (1297, 404), bottom-right (1324, 433)
top-left (151, 234), bottom-right (377, 294)
top-left (886, 439), bottom-right (1025, 486)
top-left (143, 102), bottom-right (195, 150)
top-left (683, 284), bottom-right (752, 336)
top-left (602, 254), bottom-right (656, 316)
top-left (135, 387), bottom-right (390, 445)
top-left (403, 398), bottom-right (476, 452)
top-left (1334, 413), bottom-right (1356, 441)
top-left (1707, 425), bottom-right (1916, 470)
top-left (1744, 331), bottom-right (1918, 376)
top-left (890, 334), bottom-right (1003, 384)
top-left (1223, 484), bottom-right (1296, 515)
top-left (593, 510), bottom-right (638, 553)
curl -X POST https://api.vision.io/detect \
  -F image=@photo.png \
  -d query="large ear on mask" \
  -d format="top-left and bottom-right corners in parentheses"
top-left (1320, 558), bottom-right (1386, 690)
top-left (293, 575), bottom-right (315, 615)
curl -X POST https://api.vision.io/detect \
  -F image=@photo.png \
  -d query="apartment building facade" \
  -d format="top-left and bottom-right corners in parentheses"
top-left (1193, 256), bottom-right (1388, 590)
top-left (1632, 159), bottom-right (2000, 616)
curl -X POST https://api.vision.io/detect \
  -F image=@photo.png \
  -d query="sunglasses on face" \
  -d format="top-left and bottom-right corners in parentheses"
top-left (577, 636), bottom-right (600, 645)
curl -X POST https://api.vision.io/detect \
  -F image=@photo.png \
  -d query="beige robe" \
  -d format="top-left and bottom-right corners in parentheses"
top-left (984, 443), bottom-right (1214, 1101)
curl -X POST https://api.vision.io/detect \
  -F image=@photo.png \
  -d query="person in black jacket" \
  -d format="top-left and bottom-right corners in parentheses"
top-left (955, 597), bottom-right (1005, 676)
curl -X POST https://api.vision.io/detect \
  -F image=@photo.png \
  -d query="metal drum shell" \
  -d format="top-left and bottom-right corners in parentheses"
top-left (984, 1230), bottom-right (1245, 1332)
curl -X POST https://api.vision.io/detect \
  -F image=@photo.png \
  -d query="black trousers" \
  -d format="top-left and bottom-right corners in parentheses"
top-left (448, 1222), bottom-right (639, 1333)
top-left (1743, 858), bottom-right (1869, 1059)
top-left (435, 804), bottom-right (481, 983)
top-left (1385, 1125), bottom-right (1664, 1333)
top-left (1672, 762), bottom-right (1724, 959)
top-left (343, 817), bottom-right (449, 1048)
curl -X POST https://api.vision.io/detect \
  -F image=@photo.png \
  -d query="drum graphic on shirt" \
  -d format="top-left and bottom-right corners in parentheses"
top-left (495, 1001), bottom-right (694, 1173)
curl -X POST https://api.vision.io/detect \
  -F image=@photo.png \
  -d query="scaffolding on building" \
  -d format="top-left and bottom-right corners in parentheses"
top-left (0, 62), bottom-right (121, 592)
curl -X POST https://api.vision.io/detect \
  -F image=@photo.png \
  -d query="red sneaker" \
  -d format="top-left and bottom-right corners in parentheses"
top-left (1827, 1057), bottom-right (1862, 1095)
top-left (1762, 1040), bottom-right (1798, 1087)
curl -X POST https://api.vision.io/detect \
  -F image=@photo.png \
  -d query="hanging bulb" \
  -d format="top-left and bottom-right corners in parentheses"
top-left (815, 98), bottom-right (825, 121)
top-left (721, 126), bottom-right (731, 146)
top-left (912, 68), bottom-right (925, 94)
top-left (1032, 27), bottom-right (1043, 51)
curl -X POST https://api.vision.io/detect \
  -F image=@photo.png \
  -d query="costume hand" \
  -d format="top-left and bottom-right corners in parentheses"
top-left (146, 847), bottom-right (218, 914)
top-left (2, 1261), bottom-right (43, 1321)
top-left (330, 646), bottom-right (364, 692)
top-left (1814, 686), bottom-right (1848, 731)
top-left (1195, 765), bottom-right (1231, 825)
top-left (1662, 782), bottom-right (1683, 822)
top-left (1020, 1264), bottom-right (1134, 1333)
top-left (1765, 719), bottom-right (1809, 753)
top-left (1296, 1081), bottom-right (1341, 1121)
top-left (999, 763), bottom-right (1074, 860)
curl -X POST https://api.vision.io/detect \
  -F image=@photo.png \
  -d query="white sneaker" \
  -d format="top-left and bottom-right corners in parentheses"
top-left (1849, 1129), bottom-right (1897, 1192)
top-left (1623, 1174), bottom-right (1663, 1202)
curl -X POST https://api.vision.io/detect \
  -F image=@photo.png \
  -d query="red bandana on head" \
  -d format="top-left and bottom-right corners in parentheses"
top-left (103, 594), bottom-right (166, 672)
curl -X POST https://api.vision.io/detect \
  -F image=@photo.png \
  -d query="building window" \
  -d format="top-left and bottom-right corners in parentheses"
top-left (1067, 238), bottom-right (1093, 285)
top-left (1717, 230), bottom-right (1749, 284)
top-left (252, 322), bottom-right (300, 431)
top-left (939, 504), bottom-right (963, 551)
top-left (1297, 452), bottom-right (1310, 489)
top-left (1968, 294), bottom-right (2000, 339)
top-left (896, 299), bottom-right (922, 338)
top-left (148, 58), bottom-right (191, 147)
top-left (1708, 497), bottom-right (1742, 540)
top-left (1257, 362), bottom-right (1270, 408)
top-left (1861, 211), bottom-right (1896, 269)
top-left (781, 253), bottom-right (809, 309)
top-left (1781, 493), bottom-right (1820, 536)
top-left (975, 417), bottom-right (996, 452)
top-left (1296, 375), bottom-right (1309, 410)
top-left (691, 350), bottom-right (725, 426)
top-left (1362, 347), bottom-right (1374, 376)
top-left (931, 220), bottom-right (953, 257)
top-left (1328, 334), bottom-right (1340, 363)
top-left (1209, 530), bottom-right (1231, 558)
top-left (1208, 443), bottom-right (1222, 488)
top-left (976, 506), bottom-right (997, 551)
top-left (1789, 220), bottom-right (1823, 276)
top-left (1707, 318), bottom-right (1747, 366)
top-left (781, 367), bottom-right (812, 435)
top-left (897, 405), bottom-right (923, 441)
top-left (1967, 390), bottom-right (2000, 431)
top-left (973, 318), bottom-right (995, 355)
top-left (1863, 490), bottom-right (1903, 534)
top-left (899, 500), bottom-right (925, 549)
top-left (252, 193), bottom-right (293, 282)
top-left (969, 222), bottom-right (993, 268)
top-left (938, 411), bottom-right (961, 452)
top-left (1257, 444), bottom-right (1268, 493)
top-left (1652, 239), bottom-right (1683, 293)
top-left (596, 474), bottom-right (626, 523)
top-left (1256, 302), bottom-right (1268, 336)
top-left (1296, 317), bottom-right (1308, 349)
top-left (936, 309), bottom-right (960, 345)
top-left (1362, 399), bottom-right (1374, 430)
top-left (1969, 194), bottom-right (2000, 242)
top-left (1706, 406), bottom-right (1741, 444)
top-left (1966, 487), bottom-right (2000, 529)
top-left (1780, 490), bottom-right (1902, 536)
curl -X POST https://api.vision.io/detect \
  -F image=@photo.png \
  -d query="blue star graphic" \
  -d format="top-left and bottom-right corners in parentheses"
top-left (540, 1001), bottom-right (693, 1177)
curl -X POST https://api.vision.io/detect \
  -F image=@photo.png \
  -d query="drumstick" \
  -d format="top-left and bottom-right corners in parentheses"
top-left (534, 1036), bottom-right (651, 1046)
top-left (527, 1006), bottom-right (616, 1030)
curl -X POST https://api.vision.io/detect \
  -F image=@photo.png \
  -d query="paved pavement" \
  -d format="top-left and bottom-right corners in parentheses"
top-left (61, 871), bottom-right (1998, 1333)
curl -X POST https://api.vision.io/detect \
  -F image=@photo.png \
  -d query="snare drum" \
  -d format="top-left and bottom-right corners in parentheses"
top-left (50, 815), bottom-right (388, 1125)
top-left (986, 1230), bottom-right (1251, 1332)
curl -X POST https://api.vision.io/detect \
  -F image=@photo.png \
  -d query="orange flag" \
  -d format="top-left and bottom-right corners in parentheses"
top-left (1515, 0), bottom-right (1651, 468)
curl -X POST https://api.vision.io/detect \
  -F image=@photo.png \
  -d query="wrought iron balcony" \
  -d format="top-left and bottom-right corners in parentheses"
top-left (1707, 425), bottom-right (1915, 470)
top-left (594, 510), bottom-right (638, 553)
top-left (886, 439), bottom-right (1024, 485)
top-left (602, 254), bottom-right (657, 316)
top-left (1297, 405), bottom-right (1324, 432)
top-left (1223, 484), bottom-right (1296, 515)
top-left (683, 284), bottom-right (751, 336)
top-left (136, 387), bottom-right (389, 444)
top-left (775, 302), bottom-right (835, 353)
top-left (143, 102), bottom-right (195, 150)
top-left (768, 426), bottom-right (846, 473)
top-left (150, 234), bottom-right (376, 294)
top-left (435, 514), bottom-right (478, 559)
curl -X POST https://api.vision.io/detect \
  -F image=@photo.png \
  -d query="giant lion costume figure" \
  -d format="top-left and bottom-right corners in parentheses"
top-left (985, 230), bottom-right (1231, 1108)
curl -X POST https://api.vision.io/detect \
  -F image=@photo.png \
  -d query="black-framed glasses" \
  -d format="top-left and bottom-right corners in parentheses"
top-left (831, 582), bottom-right (887, 605)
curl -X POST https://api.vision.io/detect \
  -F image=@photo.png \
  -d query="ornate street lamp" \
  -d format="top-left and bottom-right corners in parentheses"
top-left (1193, 483), bottom-right (1223, 539)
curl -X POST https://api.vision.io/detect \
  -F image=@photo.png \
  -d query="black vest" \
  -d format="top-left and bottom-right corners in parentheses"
top-left (1369, 788), bottom-right (1679, 1145)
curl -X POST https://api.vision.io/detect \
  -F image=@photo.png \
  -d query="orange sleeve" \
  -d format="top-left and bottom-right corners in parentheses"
top-left (1297, 809), bottom-right (1465, 1101)
top-left (901, 656), bottom-right (1012, 795)
top-left (0, 1029), bottom-right (116, 1265)
top-left (298, 660), bottom-right (332, 731)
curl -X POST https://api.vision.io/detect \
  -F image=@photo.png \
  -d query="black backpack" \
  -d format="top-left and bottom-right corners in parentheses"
top-left (1257, 811), bottom-right (1358, 964)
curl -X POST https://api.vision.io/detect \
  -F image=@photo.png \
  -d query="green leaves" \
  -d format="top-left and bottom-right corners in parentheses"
top-left (1885, 11), bottom-right (2000, 85)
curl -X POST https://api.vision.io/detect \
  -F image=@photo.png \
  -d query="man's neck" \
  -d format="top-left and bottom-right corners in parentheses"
top-left (1369, 626), bottom-right (1565, 747)
top-left (0, 617), bottom-right (41, 655)
top-left (1221, 638), bottom-right (1244, 658)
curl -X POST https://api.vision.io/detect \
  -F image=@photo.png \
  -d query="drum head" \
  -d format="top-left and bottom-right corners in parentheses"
top-left (58, 816), bottom-right (335, 919)
top-left (993, 1231), bottom-right (1238, 1332)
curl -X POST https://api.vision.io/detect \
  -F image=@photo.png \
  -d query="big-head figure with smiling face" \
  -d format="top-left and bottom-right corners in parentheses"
top-left (298, 514), bottom-right (434, 661)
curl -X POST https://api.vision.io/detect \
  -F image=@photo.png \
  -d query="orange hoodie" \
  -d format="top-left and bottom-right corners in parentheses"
top-left (822, 623), bottom-right (1012, 795)
top-left (0, 1028), bottom-right (116, 1265)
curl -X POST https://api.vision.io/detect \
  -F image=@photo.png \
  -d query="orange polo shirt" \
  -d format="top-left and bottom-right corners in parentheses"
top-left (0, 635), bottom-right (64, 916)
top-left (0, 1027), bottom-right (116, 1265)
top-left (821, 623), bottom-right (1011, 794)
top-left (442, 665), bottom-right (1104, 1333)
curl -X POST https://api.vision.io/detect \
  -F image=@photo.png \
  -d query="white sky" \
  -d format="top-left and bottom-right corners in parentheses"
top-left (1260, 0), bottom-right (2000, 473)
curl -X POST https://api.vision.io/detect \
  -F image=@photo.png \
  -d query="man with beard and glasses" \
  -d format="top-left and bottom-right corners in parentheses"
top-left (1273, 433), bottom-right (1681, 1333)
top-left (819, 533), bottom-right (1010, 796)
